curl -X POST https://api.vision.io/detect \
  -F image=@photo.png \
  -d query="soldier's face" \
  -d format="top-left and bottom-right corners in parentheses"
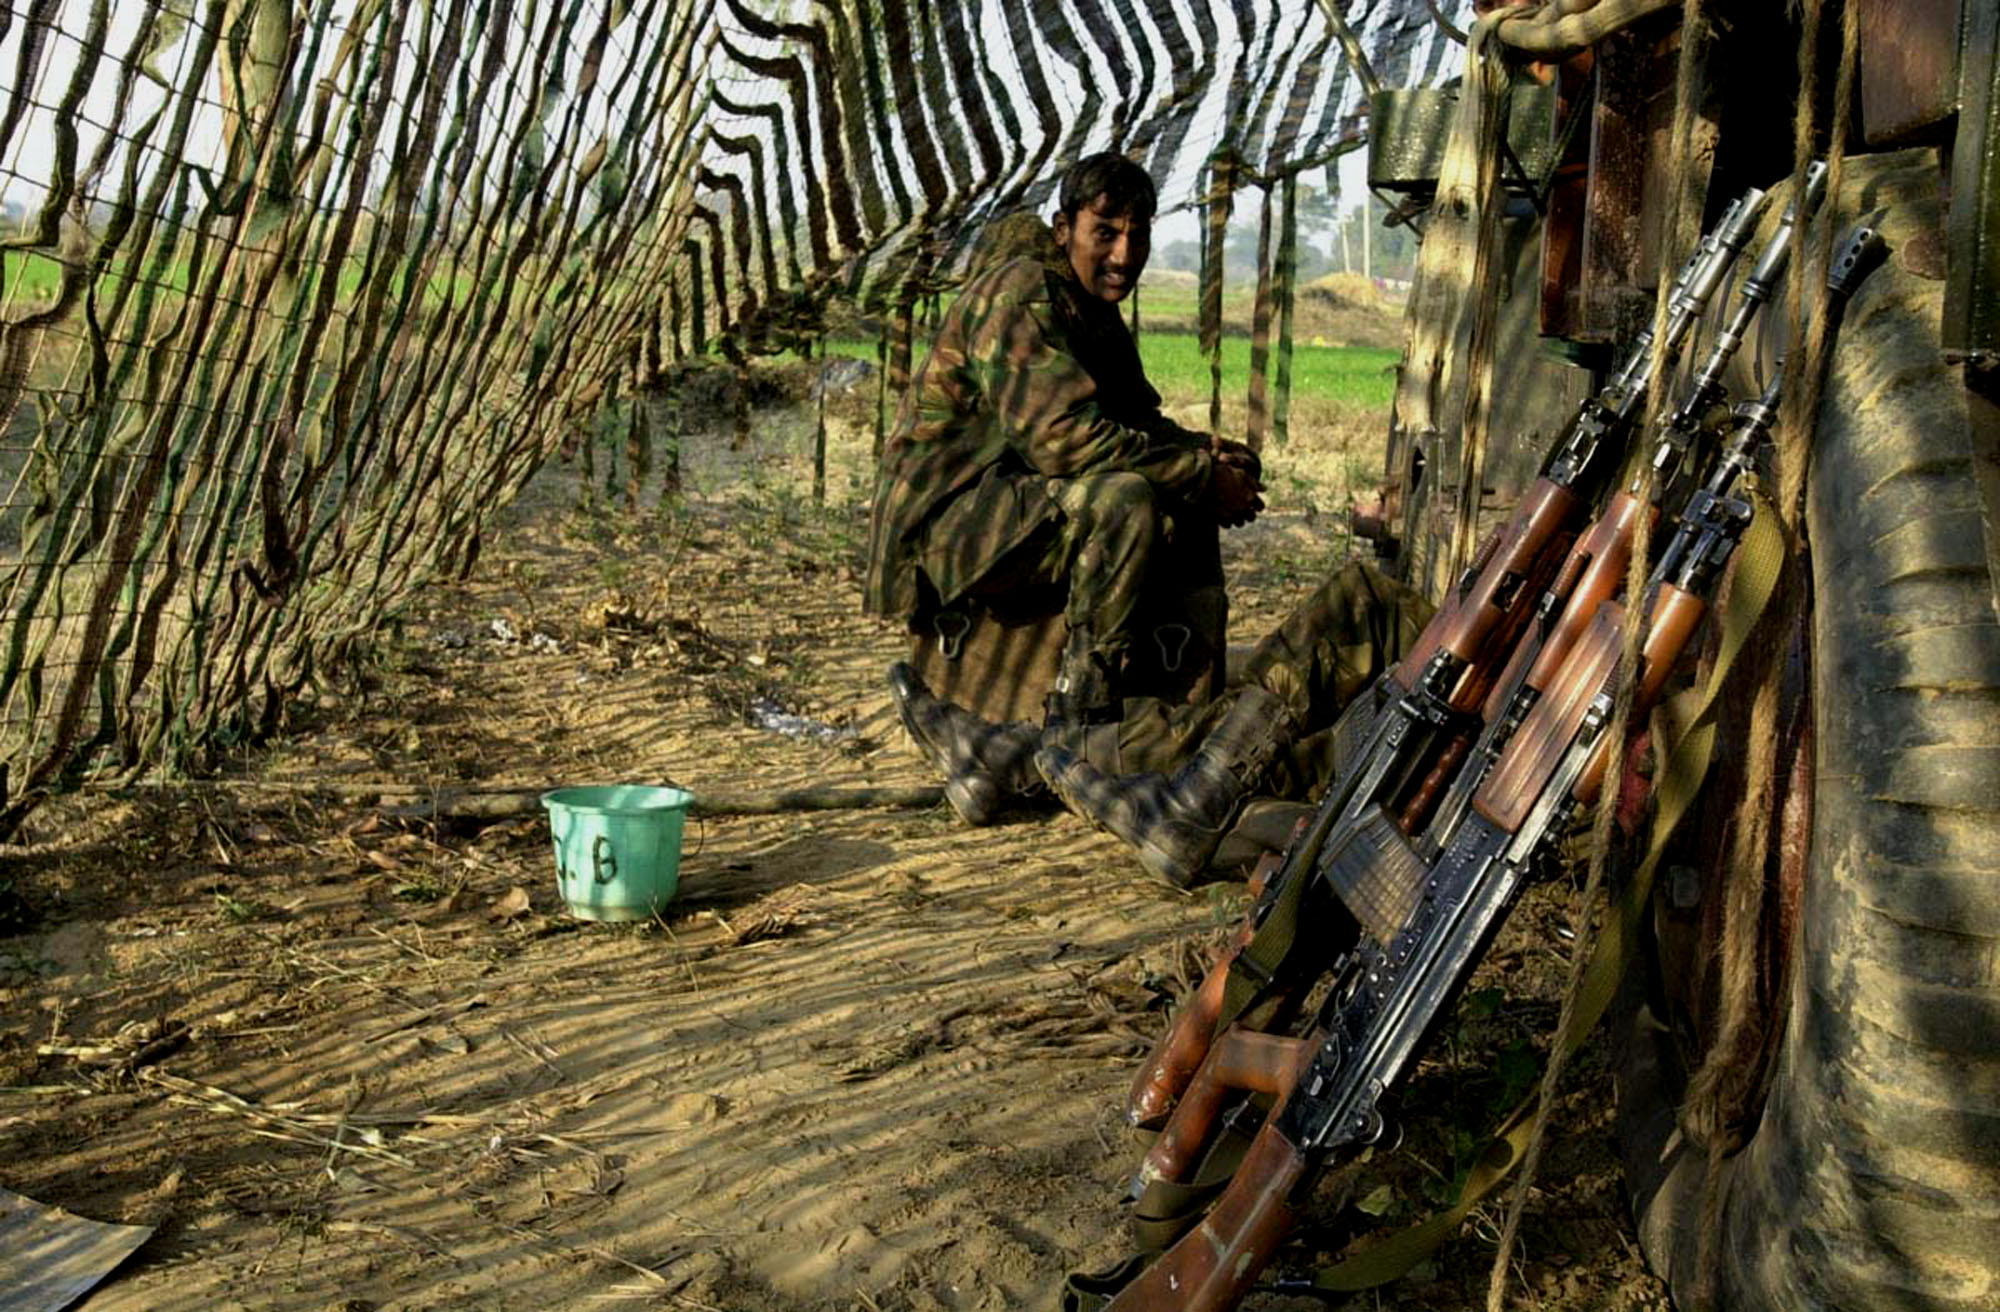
top-left (1053, 196), bottom-right (1150, 303)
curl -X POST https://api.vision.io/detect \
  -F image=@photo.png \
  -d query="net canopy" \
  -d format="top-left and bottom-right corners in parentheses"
top-left (0, 0), bottom-right (1469, 830)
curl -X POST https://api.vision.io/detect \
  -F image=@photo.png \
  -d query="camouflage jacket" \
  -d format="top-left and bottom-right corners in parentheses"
top-left (863, 238), bottom-right (1213, 620)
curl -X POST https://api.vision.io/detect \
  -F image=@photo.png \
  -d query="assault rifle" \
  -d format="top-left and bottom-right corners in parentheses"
top-left (1416, 161), bottom-right (1829, 852)
top-left (1311, 181), bottom-right (1773, 842)
top-left (1087, 214), bottom-right (1885, 1312)
top-left (1124, 172), bottom-right (1821, 1135)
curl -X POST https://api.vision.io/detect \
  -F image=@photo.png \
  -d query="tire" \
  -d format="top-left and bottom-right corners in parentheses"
top-left (1623, 151), bottom-right (2000, 1310)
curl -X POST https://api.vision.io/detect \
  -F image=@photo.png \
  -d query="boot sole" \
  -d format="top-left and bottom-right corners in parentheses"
top-left (944, 776), bottom-right (1002, 828)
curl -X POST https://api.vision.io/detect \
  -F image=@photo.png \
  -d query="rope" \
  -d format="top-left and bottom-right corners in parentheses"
top-left (1273, 172), bottom-right (1300, 450)
top-left (1685, 1), bottom-right (1858, 1300)
top-left (1247, 182), bottom-right (1278, 451)
top-left (1201, 150), bottom-right (1235, 435)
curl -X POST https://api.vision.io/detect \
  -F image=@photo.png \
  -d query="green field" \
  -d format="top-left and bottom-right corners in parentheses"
top-left (5, 245), bottom-right (484, 315)
top-left (1139, 335), bottom-right (1398, 410)
top-left (825, 333), bottom-right (1397, 409)
top-left (1, 249), bottom-right (67, 302)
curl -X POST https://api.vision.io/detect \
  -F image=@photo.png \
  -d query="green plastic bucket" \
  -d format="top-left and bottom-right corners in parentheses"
top-left (541, 785), bottom-right (693, 921)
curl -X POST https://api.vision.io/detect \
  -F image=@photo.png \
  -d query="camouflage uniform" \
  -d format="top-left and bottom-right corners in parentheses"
top-left (864, 234), bottom-right (1216, 676)
top-left (868, 224), bottom-right (1432, 840)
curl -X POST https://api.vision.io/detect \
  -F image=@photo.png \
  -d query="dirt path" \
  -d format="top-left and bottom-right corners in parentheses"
top-left (0, 402), bottom-right (1667, 1311)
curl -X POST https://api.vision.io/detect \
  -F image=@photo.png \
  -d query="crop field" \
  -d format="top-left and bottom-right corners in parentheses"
top-left (825, 267), bottom-right (1406, 420)
top-left (1, 249), bottom-right (67, 303)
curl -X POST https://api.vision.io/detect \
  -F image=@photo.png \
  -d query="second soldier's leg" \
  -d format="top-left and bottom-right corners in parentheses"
top-left (1235, 559), bottom-right (1434, 732)
top-left (1034, 559), bottom-right (1436, 882)
top-left (1037, 686), bottom-right (1300, 887)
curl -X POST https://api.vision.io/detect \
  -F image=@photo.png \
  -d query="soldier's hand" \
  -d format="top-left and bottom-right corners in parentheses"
top-left (1210, 434), bottom-right (1263, 483)
top-left (1211, 457), bottom-right (1265, 529)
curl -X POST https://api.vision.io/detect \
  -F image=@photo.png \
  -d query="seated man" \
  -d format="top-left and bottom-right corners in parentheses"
top-left (863, 152), bottom-right (1265, 745)
top-left (871, 151), bottom-right (1434, 885)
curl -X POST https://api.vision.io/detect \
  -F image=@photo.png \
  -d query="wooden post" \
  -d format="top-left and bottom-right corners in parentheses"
top-left (1273, 173), bottom-right (1299, 452)
top-left (1201, 152), bottom-right (1236, 435)
top-left (813, 335), bottom-right (827, 505)
top-left (1362, 195), bottom-right (1372, 280)
top-left (1247, 184), bottom-right (1276, 451)
top-left (874, 318), bottom-right (890, 460)
top-left (730, 355), bottom-right (750, 452)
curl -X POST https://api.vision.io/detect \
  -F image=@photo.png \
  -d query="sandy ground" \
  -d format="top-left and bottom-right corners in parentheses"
top-left (0, 382), bottom-right (1668, 1311)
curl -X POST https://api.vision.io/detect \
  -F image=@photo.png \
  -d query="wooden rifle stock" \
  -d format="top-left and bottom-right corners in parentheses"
top-left (1128, 853), bottom-right (1288, 1128)
top-left (1402, 479), bottom-right (1584, 707)
top-left (1106, 1068), bottom-right (1317, 1312)
top-left (1128, 919), bottom-right (1258, 1130)
top-left (1425, 489), bottom-right (1655, 849)
top-left (1475, 581), bottom-right (1708, 830)
top-left (1396, 730), bottom-right (1473, 833)
top-left (1521, 489), bottom-right (1652, 695)
top-left (1135, 1029), bottom-right (1317, 1194)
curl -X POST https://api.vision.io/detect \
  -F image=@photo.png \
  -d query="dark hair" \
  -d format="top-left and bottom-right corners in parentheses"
top-left (1057, 152), bottom-right (1157, 223)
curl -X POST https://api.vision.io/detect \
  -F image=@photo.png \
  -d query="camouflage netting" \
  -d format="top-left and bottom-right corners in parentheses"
top-left (0, 0), bottom-right (1470, 832)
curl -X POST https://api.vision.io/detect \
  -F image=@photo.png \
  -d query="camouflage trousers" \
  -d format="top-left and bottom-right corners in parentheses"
top-left (1096, 559), bottom-right (1433, 798)
top-left (929, 468), bottom-right (1222, 669)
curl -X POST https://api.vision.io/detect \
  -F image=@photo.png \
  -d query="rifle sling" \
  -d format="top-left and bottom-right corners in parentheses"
top-left (1057, 1254), bottom-right (1150, 1312)
top-left (1295, 486), bottom-right (1785, 1293)
top-left (1057, 1123), bottom-right (1259, 1310)
top-left (1215, 839), bottom-right (1315, 1034)
top-left (1131, 1117), bottom-right (1260, 1254)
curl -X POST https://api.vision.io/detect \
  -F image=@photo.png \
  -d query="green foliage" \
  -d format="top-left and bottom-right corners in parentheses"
top-left (823, 336), bottom-right (880, 363)
top-left (212, 889), bottom-right (267, 922)
top-left (1355, 1182), bottom-right (1398, 1217)
top-left (1439, 1126), bottom-right (1483, 1204)
top-left (392, 871), bottom-right (450, 903)
top-left (1462, 985), bottom-right (1505, 1021)
top-left (1493, 1037), bottom-right (1540, 1110)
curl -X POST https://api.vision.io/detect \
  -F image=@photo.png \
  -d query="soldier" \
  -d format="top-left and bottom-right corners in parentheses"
top-left (863, 152), bottom-right (1266, 730)
top-left (871, 151), bottom-right (1430, 887)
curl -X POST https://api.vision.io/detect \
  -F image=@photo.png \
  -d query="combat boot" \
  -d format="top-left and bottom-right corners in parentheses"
top-left (889, 662), bottom-right (1043, 826)
top-left (1044, 625), bottom-right (1121, 728)
top-left (1036, 687), bottom-right (1296, 887)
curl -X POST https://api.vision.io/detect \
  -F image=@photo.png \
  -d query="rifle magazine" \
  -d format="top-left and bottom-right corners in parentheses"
top-left (1328, 676), bottom-right (1390, 781)
top-left (1319, 804), bottom-right (1428, 945)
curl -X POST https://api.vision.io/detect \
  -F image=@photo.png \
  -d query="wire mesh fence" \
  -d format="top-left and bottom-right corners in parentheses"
top-left (0, 0), bottom-right (1466, 834)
